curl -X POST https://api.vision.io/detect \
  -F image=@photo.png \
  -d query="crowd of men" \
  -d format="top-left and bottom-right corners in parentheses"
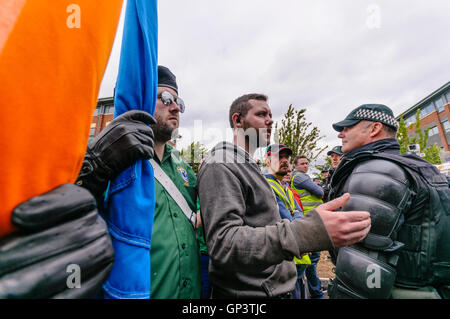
top-left (0, 65), bottom-right (449, 299)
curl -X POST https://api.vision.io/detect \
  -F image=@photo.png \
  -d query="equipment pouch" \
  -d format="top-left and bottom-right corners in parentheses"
top-left (332, 245), bottom-right (397, 299)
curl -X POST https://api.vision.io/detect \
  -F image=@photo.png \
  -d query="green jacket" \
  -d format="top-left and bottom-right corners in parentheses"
top-left (150, 143), bottom-right (201, 298)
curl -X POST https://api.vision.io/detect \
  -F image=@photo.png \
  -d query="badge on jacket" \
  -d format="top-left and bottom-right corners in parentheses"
top-left (177, 166), bottom-right (189, 186)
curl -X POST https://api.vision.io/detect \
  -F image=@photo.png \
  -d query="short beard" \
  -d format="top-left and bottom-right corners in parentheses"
top-left (243, 123), bottom-right (270, 149)
top-left (152, 122), bottom-right (176, 143)
top-left (276, 170), bottom-right (288, 177)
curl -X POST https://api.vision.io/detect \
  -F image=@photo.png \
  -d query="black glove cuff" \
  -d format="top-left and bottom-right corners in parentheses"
top-left (75, 148), bottom-right (113, 198)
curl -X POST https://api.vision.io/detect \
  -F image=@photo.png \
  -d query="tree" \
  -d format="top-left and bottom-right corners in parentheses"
top-left (396, 114), bottom-right (410, 155)
top-left (274, 104), bottom-right (327, 162)
top-left (397, 109), bottom-right (441, 164)
top-left (180, 142), bottom-right (209, 174)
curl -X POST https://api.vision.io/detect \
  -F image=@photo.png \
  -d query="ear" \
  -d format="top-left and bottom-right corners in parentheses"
top-left (370, 122), bottom-right (384, 137)
top-left (232, 113), bottom-right (242, 128)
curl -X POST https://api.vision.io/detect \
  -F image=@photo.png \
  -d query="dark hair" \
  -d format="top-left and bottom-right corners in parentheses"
top-left (293, 155), bottom-right (307, 165)
top-left (362, 120), bottom-right (397, 138)
top-left (384, 125), bottom-right (397, 138)
top-left (229, 93), bottom-right (268, 128)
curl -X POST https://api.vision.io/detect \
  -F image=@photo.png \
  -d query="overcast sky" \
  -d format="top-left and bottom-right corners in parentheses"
top-left (99, 0), bottom-right (450, 164)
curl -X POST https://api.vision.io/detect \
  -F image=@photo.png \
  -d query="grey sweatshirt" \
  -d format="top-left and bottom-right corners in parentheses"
top-left (197, 142), bottom-right (334, 298)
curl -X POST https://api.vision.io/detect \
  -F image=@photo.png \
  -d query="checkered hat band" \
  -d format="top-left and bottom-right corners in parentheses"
top-left (354, 109), bottom-right (399, 129)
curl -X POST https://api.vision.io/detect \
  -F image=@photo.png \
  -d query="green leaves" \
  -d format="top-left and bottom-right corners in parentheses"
top-left (274, 104), bottom-right (327, 162)
top-left (180, 142), bottom-right (209, 174)
top-left (397, 109), bottom-right (441, 164)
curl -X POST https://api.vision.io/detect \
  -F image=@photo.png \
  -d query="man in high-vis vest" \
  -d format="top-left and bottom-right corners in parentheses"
top-left (291, 155), bottom-right (325, 299)
top-left (264, 144), bottom-right (311, 299)
top-left (291, 156), bottom-right (324, 213)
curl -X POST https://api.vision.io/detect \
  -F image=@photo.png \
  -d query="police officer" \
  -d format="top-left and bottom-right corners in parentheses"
top-left (328, 146), bottom-right (344, 170)
top-left (328, 104), bottom-right (450, 299)
top-left (322, 146), bottom-right (344, 202)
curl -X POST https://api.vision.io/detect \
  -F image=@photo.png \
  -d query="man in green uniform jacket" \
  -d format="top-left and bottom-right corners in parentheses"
top-left (150, 66), bottom-right (201, 298)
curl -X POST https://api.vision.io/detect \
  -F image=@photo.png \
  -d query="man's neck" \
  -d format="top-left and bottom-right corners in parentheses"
top-left (269, 171), bottom-right (284, 183)
top-left (154, 141), bottom-right (167, 162)
top-left (233, 132), bottom-right (267, 158)
top-left (233, 135), bottom-right (257, 158)
top-left (346, 138), bottom-right (399, 157)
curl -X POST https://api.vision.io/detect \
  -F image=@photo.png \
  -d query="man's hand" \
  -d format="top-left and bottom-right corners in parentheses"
top-left (316, 193), bottom-right (371, 248)
top-left (195, 211), bottom-right (202, 229)
top-left (0, 184), bottom-right (114, 299)
top-left (76, 110), bottom-right (156, 198)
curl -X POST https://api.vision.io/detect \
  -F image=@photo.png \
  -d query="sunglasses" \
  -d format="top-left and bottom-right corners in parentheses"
top-left (158, 90), bottom-right (185, 113)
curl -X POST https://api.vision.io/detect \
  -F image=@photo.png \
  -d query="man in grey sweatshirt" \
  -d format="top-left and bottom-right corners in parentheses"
top-left (197, 93), bottom-right (371, 298)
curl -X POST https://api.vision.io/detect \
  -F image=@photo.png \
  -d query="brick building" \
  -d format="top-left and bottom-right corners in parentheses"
top-left (396, 82), bottom-right (450, 160)
top-left (90, 97), bottom-right (114, 141)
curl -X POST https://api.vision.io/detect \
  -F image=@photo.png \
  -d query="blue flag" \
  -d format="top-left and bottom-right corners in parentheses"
top-left (101, 0), bottom-right (158, 299)
top-left (114, 0), bottom-right (158, 115)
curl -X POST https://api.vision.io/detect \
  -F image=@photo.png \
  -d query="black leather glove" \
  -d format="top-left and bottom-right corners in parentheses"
top-left (0, 183), bottom-right (114, 299)
top-left (76, 110), bottom-right (156, 199)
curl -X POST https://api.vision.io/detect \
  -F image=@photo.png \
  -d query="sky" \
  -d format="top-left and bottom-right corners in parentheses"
top-left (98, 0), bottom-right (450, 165)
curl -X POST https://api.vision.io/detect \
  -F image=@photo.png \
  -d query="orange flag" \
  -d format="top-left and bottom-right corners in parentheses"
top-left (0, 0), bottom-right (123, 236)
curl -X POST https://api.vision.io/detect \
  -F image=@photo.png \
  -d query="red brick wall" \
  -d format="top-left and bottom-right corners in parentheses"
top-left (406, 102), bottom-right (450, 151)
top-left (91, 113), bottom-right (114, 136)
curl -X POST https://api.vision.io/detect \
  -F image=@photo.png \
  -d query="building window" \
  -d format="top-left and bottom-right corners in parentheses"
top-left (420, 103), bottom-right (435, 118)
top-left (89, 123), bottom-right (96, 137)
top-left (93, 107), bottom-right (100, 116)
top-left (435, 96), bottom-right (445, 113)
top-left (443, 121), bottom-right (450, 133)
top-left (428, 126), bottom-right (439, 137)
top-left (104, 105), bottom-right (114, 114)
top-left (405, 114), bottom-right (415, 126)
top-left (446, 92), bottom-right (450, 104)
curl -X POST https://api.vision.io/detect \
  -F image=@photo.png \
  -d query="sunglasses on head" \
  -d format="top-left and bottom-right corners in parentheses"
top-left (158, 90), bottom-right (185, 113)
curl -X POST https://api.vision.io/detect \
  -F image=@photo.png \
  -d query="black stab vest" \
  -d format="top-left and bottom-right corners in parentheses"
top-left (330, 150), bottom-right (450, 289)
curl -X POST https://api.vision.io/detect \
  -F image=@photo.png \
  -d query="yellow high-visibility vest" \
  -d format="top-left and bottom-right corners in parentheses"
top-left (266, 178), bottom-right (296, 214)
top-left (266, 177), bottom-right (311, 266)
top-left (290, 172), bottom-right (323, 214)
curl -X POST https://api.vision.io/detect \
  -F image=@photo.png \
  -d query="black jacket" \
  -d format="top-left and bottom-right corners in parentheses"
top-left (329, 139), bottom-right (450, 293)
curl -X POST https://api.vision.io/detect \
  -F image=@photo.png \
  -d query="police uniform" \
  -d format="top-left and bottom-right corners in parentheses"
top-left (328, 104), bottom-right (450, 299)
top-left (323, 146), bottom-right (344, 202)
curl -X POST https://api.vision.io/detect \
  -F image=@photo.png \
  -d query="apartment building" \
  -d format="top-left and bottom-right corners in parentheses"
top-left (396, 82), bottom-right (450, 160)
